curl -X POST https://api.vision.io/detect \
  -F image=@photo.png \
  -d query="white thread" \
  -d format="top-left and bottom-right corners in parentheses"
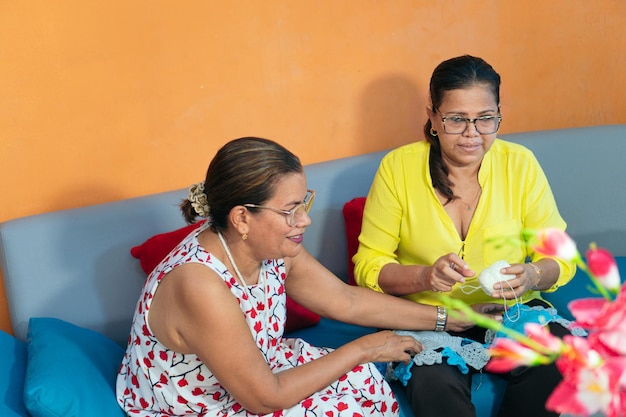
top-left (499, 280), bottom-right (521, 322)
top-left (459, 283), bottom-right (482, 295)
top-left (458, 260), bottom-right (512, 295)
top-left (478, 260), bottom-right (514, 295)
top-left (460, 260), bottom-right (521, 322)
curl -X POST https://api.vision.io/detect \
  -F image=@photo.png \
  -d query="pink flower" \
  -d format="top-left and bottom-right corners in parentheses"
top-left (532, 228), bottom-right (579, 261)
top-left (547, 365), bottom-right (612, 416)
top-left (486, 337), bottom-right (545, 372)
top-left (554, 336), bottom-right (602, 379)
top-left (547, 337), bottom-right (626, 417)
top-left (587, 247), bottom-right (622, 292)
top-left (569, 298), bottom-right (611, 328)
top-left (455, 228), bottom-right (626, 416)
top-left (570, 296), bottom-right (626, 356)
top-left (525, 322), bottom-right (564, 352)
top-left (486, 324), bottom-right (562, 373)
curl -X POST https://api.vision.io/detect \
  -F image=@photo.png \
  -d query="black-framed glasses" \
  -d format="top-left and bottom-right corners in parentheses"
top-left (244, 190), bottom-right (315, 227)
top-left (441, 114), bottom-right (502, 135)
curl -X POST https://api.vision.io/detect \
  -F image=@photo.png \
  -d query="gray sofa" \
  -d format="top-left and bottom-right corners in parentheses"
top-left (1, 124), bottom-right (625, 417)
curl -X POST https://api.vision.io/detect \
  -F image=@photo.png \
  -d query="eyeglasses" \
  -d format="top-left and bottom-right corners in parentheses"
top-left (441, 114), bottom-right (502, 135)
top-left (244, 190), bottom-right (315, 227)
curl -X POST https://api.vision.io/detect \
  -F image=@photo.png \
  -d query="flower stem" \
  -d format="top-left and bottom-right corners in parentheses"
top-left (575, 259), bottom-right (614, 301)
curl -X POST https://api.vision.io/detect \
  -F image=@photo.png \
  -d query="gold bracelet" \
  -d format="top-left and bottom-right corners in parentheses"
top-left (528, 262), bottom-right (542, 290)
top-left (435, 306), bottom-right (447, 332)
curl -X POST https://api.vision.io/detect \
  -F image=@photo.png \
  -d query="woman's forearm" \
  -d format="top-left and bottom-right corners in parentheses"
top-left (377, 263), bottom-right (431, 296)
top-left (331, 283), bottom-right (439, 331)
top-left (529, 258), bottom-right (561, 291)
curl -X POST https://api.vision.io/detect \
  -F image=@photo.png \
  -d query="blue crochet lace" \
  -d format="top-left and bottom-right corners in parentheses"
top-left (391, 304), bottom-right (587, 386)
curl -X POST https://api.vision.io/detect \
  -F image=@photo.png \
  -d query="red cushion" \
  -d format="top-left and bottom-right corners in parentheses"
top-left (342, 197), bottom-right (367, 286)
top-left (130, 222), bottom-right (203, 275)
top-left (130, 221), bottom-right (320, 332)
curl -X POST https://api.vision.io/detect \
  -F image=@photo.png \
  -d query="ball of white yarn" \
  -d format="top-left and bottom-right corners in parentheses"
top-left (478, 260), bottom-right (515, 296)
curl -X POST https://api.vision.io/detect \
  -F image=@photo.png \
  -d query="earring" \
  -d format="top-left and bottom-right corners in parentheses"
top-left (242, 233), bottom-right (248, 241)
top-left (430, 128), bottom-right (438, 136)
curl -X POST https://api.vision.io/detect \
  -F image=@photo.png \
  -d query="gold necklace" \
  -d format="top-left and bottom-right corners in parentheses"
top-left (458, 186), bottom-right (482, 212)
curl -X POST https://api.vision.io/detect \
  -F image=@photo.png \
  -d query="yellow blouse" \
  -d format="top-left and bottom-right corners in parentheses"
top-left (353, 139), bottom-right (576, 307)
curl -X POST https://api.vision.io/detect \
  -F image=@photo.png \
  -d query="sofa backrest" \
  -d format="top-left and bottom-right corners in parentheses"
top-left (502, 125), bottom-right (626, 258)
top-left (1, 124), bottom-right (624, 343)
top-left (0, 189), bottom-right (189, 344)
top-left (0, 150), bottom-right (387, 343)
top-left (301, 150), bottom-right (388, 281)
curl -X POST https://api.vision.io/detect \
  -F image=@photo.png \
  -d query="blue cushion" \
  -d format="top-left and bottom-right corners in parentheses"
top-left (0, 330), bottom-right (29, 417)
top-left (24, 318), bottom-right (125, 417)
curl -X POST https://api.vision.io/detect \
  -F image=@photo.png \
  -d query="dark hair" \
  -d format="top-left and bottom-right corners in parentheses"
top-left (423, 55), bottom-right (501, 202)
top-left (180, 137), bottom-right (303, 229)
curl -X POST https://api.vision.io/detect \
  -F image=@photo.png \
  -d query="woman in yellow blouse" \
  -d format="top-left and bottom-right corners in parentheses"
top-left (353, 55), bottom-right (575, 417)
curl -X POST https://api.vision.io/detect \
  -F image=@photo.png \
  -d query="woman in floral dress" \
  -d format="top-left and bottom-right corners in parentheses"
top-left (116, 137), bottom-right (501, 416)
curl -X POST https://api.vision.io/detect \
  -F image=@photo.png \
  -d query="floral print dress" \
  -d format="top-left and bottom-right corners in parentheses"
top-left (116, 224), bottom-right (399, 417)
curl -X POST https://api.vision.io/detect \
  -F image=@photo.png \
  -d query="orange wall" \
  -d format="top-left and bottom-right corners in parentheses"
top-left (1, 1), bottom-right (625, 333)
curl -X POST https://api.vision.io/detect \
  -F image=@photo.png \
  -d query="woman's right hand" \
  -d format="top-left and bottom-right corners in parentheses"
top-left (350, 330), bottom-right (423, 365)
top-left (444, 303), bottom-right (505, 332)
top-left (427, 253), bottom-right (476, 293)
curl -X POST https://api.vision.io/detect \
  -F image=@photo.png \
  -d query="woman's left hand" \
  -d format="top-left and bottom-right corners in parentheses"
top-left (491, 263), bottom-right (538, 299)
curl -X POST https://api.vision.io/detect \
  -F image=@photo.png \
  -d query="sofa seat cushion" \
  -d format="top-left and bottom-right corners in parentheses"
top-left (23, 318), bottom-right (125, 417)
top-left (0, 330), bottom-right (29, 417)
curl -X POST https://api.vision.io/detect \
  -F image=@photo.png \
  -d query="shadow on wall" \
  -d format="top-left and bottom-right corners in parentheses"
top-left (354, 73), bottom-right (426, 153)
top-left (301, 74), bottom-right (424, 280)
